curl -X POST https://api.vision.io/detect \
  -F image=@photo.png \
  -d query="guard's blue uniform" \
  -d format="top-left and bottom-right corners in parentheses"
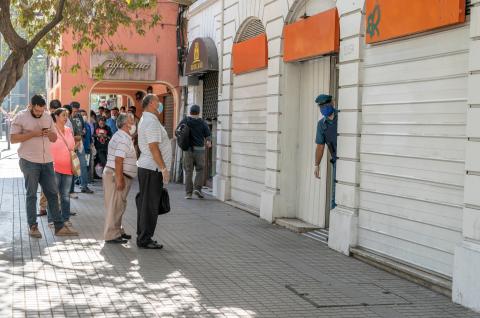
top-left (315, 112), bottom-right (338, 209)
top-left (315, 113), bottom-right (338, 163)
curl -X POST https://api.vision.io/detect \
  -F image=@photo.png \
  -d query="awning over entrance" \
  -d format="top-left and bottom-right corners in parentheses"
top-left (283, 8), bottom-right (339, 62)
top-left (185, 37), bottom-right (219, 75)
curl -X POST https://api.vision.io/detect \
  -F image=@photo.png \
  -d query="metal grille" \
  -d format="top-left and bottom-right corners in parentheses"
top-left (466, 0), bottom-right (471, 15)
top-left (238, 19), bottom-right (265, 42)
top-left (164, 95), bottom-right (174, 138)
top-left (202, 71), bottom-right (218, 120)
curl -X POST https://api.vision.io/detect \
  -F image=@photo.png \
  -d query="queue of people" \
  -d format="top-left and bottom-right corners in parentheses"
top-left (10, 95), bottom-right (79, 237)
top-left (10, 94), bottom-right (212, 250)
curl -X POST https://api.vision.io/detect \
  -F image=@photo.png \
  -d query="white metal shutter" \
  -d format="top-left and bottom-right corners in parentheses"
top-left (230, 69), bottom-right (268, 212)
top-left (358, 25), bottom-right (469, 277)
top-left (296, 57), bottom-right (331, 227)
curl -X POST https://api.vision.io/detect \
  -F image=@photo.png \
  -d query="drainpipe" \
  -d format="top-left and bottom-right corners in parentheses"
top-left (218, 0), bottom-right (224, 95)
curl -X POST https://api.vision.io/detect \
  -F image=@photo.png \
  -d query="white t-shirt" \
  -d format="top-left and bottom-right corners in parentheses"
top-left (137, 112), bottom-right (172, 172)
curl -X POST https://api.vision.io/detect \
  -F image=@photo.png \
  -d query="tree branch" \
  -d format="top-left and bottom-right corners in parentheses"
top-left (0, 0), bottom-right (28, 50)
top-left (27, 0), bottom-right (67, 51)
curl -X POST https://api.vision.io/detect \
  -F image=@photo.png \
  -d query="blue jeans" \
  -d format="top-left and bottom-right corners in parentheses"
top-left (54, 173), bottom-right (72, 222)
top-left (19, 159), bottom-right (64, 229)
top-left (77, 149), bottom-right (89, 189)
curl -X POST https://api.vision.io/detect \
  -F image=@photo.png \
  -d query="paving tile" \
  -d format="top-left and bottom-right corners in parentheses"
top-left (0, 154), bottom-right (479, 318)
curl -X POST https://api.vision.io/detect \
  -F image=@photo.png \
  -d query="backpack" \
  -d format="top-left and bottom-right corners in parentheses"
top-left (175, 119), bottom-right (192, 151)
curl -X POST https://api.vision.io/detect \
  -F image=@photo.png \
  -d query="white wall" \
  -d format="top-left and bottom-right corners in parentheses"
top-left (188, 0), bottom-right (480, 312)
top-left (452, 1), bottom-right (480, 312)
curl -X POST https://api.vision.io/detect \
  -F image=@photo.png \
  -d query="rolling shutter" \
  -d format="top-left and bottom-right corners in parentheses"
top-left (164, 95), bottom-right (174, 139)
top-left (358, 25), bottom-right (469, 277)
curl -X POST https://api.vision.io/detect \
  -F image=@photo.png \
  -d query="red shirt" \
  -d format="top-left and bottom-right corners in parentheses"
top-left (50, 126), bottom-right (75, 175)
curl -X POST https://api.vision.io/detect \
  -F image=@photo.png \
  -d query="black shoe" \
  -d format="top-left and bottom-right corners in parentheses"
top-left (70, 211), bottom-right (77, 216)
top-left (138, 241), bottom-right (163, 249)
top-left (106, 237), bottom-right (128, 244)
top-left (121, 233), bottom-right (132, 240)
top-left (81, 187), bottom-right (94, 194)
top-left (37, 209), bottom-right (47, 217)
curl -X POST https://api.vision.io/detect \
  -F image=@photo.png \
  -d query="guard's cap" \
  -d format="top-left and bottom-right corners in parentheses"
top-left (315, 94), bottom-right (332, 105)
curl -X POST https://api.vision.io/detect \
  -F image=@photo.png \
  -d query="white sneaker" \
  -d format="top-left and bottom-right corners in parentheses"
top-left (70, 193), bottom-right (78, 199)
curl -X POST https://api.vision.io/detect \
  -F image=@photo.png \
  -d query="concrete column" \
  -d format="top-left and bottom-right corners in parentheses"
top-left (452, 1), bottom-right (480, 312)
top-left (259, 1), bottom-right (287, 222)
top-left (213, 5), bottom-right (234, 201)
top-left (327, 1), bottom-right (364, 255)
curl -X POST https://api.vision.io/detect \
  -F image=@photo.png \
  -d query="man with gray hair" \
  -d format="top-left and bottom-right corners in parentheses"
top-left (103, 113), bottom-right (138, 244)
top-left (136, 93), bottom-right (171, 249)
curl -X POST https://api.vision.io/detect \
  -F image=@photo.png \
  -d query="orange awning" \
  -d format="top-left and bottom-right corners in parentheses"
top-left (365, 0), bottom-right (466, 44)
top-left (283, 8), bottom-right (339, 63)
top-left (232, 34), bottom-right (268, 75)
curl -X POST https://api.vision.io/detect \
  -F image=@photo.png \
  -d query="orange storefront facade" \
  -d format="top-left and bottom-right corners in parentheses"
top-left (47, 1), bottom-right (181, 136)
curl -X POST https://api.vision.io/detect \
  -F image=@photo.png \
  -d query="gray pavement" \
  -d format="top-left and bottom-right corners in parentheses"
top-left (0, 154), bottom-right (479, 318)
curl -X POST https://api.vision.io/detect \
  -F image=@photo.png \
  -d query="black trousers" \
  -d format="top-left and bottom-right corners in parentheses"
top-left (136, 167), bottom-right (163, 246)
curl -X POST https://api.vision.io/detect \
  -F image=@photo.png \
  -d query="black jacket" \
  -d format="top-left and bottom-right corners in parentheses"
top-left (178, 116), bottom-right (211, 147)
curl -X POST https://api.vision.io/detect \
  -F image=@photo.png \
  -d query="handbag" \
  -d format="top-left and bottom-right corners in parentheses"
top-left (70, 151), bottom-right (81, 176)
top-left (58, 129), bottom-right (81, 176)
top-left (158, 188), bottom-right (170, 215)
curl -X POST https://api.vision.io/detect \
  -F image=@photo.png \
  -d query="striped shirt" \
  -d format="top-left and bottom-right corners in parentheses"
top-left (137, 112), bottom-right (172, 171)
top-left (106, 129), bottom-right (137, 178)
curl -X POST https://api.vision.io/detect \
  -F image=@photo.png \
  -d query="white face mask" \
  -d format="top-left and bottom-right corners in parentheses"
top-left (111, 115), bottom-right (117, 120)
top-left (82, 116), bottom-right (88, 122)
top-left (128, 124), bottom-right (136, 135)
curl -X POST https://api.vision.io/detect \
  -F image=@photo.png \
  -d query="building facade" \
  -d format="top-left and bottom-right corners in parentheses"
top-left (47, 1), bottom-right (181, 136)
top-left (184, 0), bottom-right (480, 312)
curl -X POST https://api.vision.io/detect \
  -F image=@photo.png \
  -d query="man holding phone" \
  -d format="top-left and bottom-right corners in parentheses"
top-left (10, 95), bottom-right (78, 238)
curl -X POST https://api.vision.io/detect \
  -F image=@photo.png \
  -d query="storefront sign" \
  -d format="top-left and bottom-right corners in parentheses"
top-left (283, 8), bottom-right (339, 62)
top-left (232, 34), bottom-right (268, 74)
top-left (90, 53), bottom-right (156, 81)
top-left (365, 0), bottom-right (466, 44)
top-left (185, 37), bottom-right (219, 75)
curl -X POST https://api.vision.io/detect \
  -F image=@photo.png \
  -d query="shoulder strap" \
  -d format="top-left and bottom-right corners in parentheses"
top-left (57, 128), bottom-right (73, 152)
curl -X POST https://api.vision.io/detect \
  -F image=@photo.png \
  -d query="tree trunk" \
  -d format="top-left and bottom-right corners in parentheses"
top-left (0, 49), bottom-right (32, 105)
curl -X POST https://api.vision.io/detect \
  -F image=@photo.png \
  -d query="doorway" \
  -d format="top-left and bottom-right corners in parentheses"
top-left (294, 56), bottom-right (336, 228)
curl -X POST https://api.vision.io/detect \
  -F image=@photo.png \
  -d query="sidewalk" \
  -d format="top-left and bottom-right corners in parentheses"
top-left (0, 154), bottom-right (478, 318)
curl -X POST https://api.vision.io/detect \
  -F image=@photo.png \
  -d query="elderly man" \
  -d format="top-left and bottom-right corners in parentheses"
top-left (136, 94), bottom-right (172, 249)
top-left (103, 113), bottom-right (137, 244)
top-left (10, 95), bottom-right (78, 237)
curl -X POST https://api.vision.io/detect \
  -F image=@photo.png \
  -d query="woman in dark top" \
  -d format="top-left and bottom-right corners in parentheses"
top-left (93, 116), bottom-right (112, 177)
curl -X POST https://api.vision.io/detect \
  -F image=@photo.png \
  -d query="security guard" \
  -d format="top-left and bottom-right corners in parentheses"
top-left (314, 94), bottom-right (337, 208)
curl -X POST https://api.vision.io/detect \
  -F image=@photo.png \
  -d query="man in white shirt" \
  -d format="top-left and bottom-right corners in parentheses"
top-left (103, 113), bottom-right (137, 244)
top-left (136, 94), bottom-right (172, 249)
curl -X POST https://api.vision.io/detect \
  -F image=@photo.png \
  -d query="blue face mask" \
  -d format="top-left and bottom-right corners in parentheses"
top-left (157, 102), bottom-right (164, 113)
top-left (320, 104), bottom-right (334, 117)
